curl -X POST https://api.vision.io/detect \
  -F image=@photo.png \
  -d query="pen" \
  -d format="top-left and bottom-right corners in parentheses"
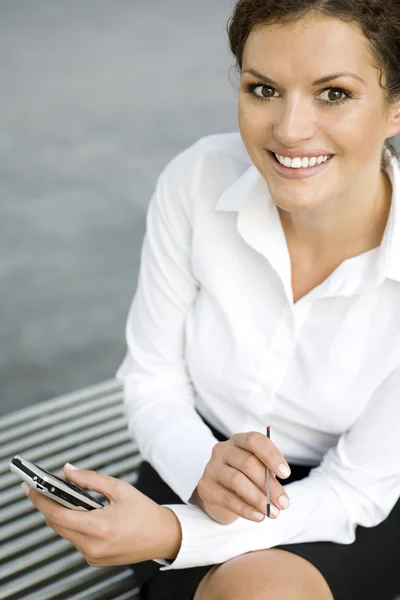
top-left (266, 425), bottom-right (271, 518)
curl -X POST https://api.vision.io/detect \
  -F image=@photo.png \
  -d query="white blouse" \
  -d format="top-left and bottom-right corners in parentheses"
top-left (116, 132), bottom-right (400, 570)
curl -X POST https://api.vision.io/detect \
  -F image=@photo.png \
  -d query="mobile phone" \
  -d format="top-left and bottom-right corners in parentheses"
top-left (10, 455), bottom-right (104, 511)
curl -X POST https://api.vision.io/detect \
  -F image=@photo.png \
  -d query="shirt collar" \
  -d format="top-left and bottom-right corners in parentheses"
top-left (215, 163), bottom-right (260, 213)
top-left (380, 152), bottom-right (400, 282)
top-left (215, 154), bottom-right (400, 286)
top-left (215, 164), bottom-right (292, 299)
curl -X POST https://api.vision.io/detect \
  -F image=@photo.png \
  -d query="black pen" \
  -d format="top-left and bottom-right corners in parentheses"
top-left (266, 425), bottom-right (271, 518)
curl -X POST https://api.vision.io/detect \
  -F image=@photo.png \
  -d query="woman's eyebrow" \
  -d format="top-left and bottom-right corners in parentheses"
top-left (242, 68), bottom-right (366, 86)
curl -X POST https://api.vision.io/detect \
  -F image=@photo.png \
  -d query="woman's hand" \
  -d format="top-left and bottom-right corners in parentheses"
top-left (22, 464), bottom-right (182, 566)
top-left (193, 432), bottom-right (292, 525)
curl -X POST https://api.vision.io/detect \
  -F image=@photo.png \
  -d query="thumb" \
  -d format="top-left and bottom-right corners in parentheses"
top-left (63, 463), bottom-right (118, 502)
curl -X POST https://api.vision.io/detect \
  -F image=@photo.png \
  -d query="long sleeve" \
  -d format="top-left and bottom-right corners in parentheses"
top-left (116, 141), bottom-right (219, 504)
top-left (159, 362), bottom-right (400, 569)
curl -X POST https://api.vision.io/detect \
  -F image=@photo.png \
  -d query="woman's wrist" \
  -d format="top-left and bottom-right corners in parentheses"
top-left (158, 507), bottom-right (183, 561)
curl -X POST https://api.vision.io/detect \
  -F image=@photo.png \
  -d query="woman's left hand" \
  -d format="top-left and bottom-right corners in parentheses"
top-left (22, 464), bottom-right (182, 567)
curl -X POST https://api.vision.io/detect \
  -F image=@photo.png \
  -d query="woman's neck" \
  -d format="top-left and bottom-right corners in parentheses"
top-left (278, 169), bottom-right (392, 266)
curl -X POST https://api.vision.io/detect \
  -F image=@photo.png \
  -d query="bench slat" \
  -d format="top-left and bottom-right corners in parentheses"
top-left (0, 537), bottom-right (75, 580)
top-left (0, 381), bottom-right (145, 599)
top-left (0, 552), bottom-right (85, 598)
top-left (33, 568), bottom-right (139, 600)
top-left (0, 391), bottom-right (123, 447)
top-left (0, 405), bottom-right (124, 466)
top-left (0, 380), bottom-right (122, 431)
top-left (66, 571), bottom-right (140, 600)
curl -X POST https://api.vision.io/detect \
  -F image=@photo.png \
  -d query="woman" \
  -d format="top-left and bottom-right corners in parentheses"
top-left (24, 1), bottom-right (400, 599)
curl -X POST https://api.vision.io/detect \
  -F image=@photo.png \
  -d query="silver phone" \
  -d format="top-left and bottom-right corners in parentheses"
top-left (10, 455), bottom-right (104, 511)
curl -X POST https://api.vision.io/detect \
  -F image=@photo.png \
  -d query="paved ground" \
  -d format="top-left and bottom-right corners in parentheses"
top-left (1, 1), bottom-right (399, 415)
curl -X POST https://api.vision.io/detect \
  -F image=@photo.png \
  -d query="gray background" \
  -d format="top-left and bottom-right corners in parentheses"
top-left (1, 0), bottom-right (238, 414)
top-left (1, 1), bottom-right (398, 415)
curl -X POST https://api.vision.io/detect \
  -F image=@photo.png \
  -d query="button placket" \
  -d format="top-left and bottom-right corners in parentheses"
top-left (261, 308), bottom-right (295, 396)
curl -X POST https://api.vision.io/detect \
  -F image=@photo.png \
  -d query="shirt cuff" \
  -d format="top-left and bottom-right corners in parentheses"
top-left (156, 474), bottom-right (352, 570)
top-left (157, 503), bottom-right (273, 570)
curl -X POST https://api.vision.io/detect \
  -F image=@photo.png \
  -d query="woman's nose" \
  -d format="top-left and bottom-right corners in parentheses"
top-left (273, 99), bottom-right (316, 146)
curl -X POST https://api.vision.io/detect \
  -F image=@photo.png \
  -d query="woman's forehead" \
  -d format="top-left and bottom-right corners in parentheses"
top-left (242, 16), bottom-right (375, 85)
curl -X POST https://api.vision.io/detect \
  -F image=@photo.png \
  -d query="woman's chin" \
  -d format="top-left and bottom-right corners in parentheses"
top-left (272, 196), bottom-right (322, 213)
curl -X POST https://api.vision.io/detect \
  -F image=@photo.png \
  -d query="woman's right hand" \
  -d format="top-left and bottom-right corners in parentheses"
top-left (191, 432), bottom-right (292, 525)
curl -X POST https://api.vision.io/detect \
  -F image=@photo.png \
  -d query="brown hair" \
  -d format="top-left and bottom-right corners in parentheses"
top-left (227, 0), bottom-right (400, 169)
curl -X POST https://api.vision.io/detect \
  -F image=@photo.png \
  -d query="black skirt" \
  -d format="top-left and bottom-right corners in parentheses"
top-left (133, 413), bottom-right (400, 600)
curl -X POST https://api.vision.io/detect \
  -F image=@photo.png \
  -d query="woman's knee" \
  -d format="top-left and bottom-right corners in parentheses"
top-left (193, 549), bottom-right (334, 600)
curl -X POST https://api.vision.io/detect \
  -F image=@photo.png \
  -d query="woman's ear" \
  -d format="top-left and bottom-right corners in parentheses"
top-left (386, 97), bottom-right (400, 139)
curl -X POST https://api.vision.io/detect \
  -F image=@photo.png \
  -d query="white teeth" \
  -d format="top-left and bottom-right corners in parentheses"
top-left (274, 153), bottom-right (331, 169)
top-left (291, 157), bottom-right (302, 168)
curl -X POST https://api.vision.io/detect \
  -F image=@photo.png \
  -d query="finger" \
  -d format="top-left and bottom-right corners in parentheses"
top-left (223, 449), bottom-right (291, 511)
top-left (199, 477), bottom-right (279, 522)
top-left (22, 483), bottom-right (99, 536)
top-left (232, 432), bottom-right (291, 479)
top-left (222, 445), bottom-right (269, 491)
top-left (63, 464), bottom-right (119, 502)
top-left (216, 462), bottom-right (266, 512)
top-left (44, 521), bottom-right (88, 551)
top-left (215, 464), bottom-right (285, 518)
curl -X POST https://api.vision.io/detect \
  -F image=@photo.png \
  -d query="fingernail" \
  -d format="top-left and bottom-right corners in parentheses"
top-left (64, 463), bottom-right (79, 471)
top-left (21, 482), bottom-right (31, 496)
top-left (278, 464), bottom-right (291, 478)
top-left (278, 495), bottom-right (290, 510)
top-left (253, 511), bottom-right (265, 521)
top-left (270, 504), bottom-right (280, 518)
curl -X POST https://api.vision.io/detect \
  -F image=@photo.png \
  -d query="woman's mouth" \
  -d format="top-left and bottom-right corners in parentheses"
top-left (266, 150), bottom-right (335, 180)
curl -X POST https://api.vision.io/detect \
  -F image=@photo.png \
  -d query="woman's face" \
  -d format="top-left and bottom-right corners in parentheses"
top-left (238, 15), bottom-right (400, 213)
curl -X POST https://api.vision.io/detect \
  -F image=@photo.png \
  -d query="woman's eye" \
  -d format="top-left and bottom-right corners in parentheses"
top-left (319, 88), bottom-right (348, 103)
top-left (253, 85), bottom-right (278, 99)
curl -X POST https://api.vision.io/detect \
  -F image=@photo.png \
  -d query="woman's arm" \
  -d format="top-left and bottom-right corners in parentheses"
top-left (116, 138), bottom-right (221, 503)
top-left (157, 362), bottom-right (400, 569)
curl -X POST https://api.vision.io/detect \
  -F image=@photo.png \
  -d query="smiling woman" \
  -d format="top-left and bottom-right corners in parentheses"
top-left (24, 2), bottom-right (400, 600)
top-left (232, 7), bottom-right (400, 303)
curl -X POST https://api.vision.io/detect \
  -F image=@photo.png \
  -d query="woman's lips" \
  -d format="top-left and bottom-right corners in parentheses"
top-left (266, 150), bottom-right (334, 180)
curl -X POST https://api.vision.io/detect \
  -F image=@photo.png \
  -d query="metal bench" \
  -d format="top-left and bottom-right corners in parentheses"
top-left (0, 379), bottom-right (141, 600)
